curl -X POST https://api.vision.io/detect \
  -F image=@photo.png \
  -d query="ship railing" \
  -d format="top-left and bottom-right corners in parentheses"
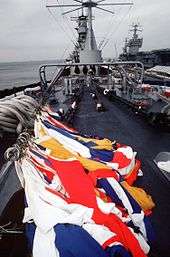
top-left (39, 61), bottom-right (144, 102)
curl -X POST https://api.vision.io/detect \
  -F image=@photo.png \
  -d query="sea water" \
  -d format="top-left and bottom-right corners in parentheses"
top-left (0, 60), bottom-right (61, 90)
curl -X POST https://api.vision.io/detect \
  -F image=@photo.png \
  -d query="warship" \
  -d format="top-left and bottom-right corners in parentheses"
top-left (0, 1), bottom-right (170, 257)
top-left (106, 23), bottom-right (170, 126)
top-left (119, 23), bottom-right (170, 84)
top-left (119, 23), bottom-right (170, 68)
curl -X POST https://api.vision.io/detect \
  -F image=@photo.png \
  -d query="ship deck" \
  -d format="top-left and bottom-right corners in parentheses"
top-left (73, 87), bottom-right (170, 257)
top-left (0, 86), bottom-right (170, 257)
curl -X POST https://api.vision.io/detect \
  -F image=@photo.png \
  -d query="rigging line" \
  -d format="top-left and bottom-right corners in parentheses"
top-left (48, 0), bottom-right (77, 43)
top-left (97, 0), bottom-right (106, 3)
top-left (47, 7), bottom-right (77, 47)
top-left (62, 7), bottom-right (83, 16)
top-left (60, 41), bottom-right (72, 59)
top-left (96, 6), bottom-right (114, 15)
top-left (58, 0), bottom-right (77, 40)
top-left (101, 5), bottom-right (132, 50)
top-left (63, 14), bottom-right (77, 40)
top-left (98, 5), bottom-right (127, 49)
top-left (73, 0), bottom-right (83, 3)
top-left (98, 9), bottom-right (116, 49)
top-left (98, 8), bottom-right (123, 50)
top-left (61, 47), bottom-right (68, 59)
top-left (99, 7), bottom-right (122, 49)
top-left (56, 0), bottom-right (77, 41)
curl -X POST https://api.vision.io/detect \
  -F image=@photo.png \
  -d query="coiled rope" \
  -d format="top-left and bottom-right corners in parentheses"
top-left (0, 93), bottom-right (39, 134)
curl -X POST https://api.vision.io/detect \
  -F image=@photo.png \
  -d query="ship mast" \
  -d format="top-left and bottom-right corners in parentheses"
top-left (88, 0), bottom-right (93, 50)
top-left (46, 1), bottom-right (133, 63)
top-left (127, 23), bottom-right (143, 55)
top-left (131, 24), bottom-right (141, 39)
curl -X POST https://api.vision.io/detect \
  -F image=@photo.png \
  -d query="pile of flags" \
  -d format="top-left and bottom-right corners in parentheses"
top-left (15, 107), bottom-right (155, 257)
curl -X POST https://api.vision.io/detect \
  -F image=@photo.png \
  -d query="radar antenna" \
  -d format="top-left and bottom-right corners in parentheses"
top-left (46, 1), bottom-right (133, 52)
top-left (130, 23), bottom-right (143, 40)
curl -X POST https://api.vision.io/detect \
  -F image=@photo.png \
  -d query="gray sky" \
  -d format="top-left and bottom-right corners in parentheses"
top-left (0, 0), bottom-right (170, 62)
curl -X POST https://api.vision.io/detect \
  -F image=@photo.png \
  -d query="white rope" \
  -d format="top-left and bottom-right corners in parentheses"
top-left (0, 93), bottom-right (39, 134)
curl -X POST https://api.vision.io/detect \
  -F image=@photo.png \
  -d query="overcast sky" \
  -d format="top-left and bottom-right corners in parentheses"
top-left (0, 0), bottom-right (170, 62)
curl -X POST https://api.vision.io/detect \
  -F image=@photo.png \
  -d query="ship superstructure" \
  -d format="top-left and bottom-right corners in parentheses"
top-left (69, 12), bottom-right (88, 62)
top-left (121, 23), bottom-right (143, 59)
top-left (46, 0), bottom-right (133, 63)
top-left (74, 12), bottom-right (88, 51)
top-left (120, 24), bottom-right (170, 69)
top-left (126, 23), bottom-right (143, 55)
